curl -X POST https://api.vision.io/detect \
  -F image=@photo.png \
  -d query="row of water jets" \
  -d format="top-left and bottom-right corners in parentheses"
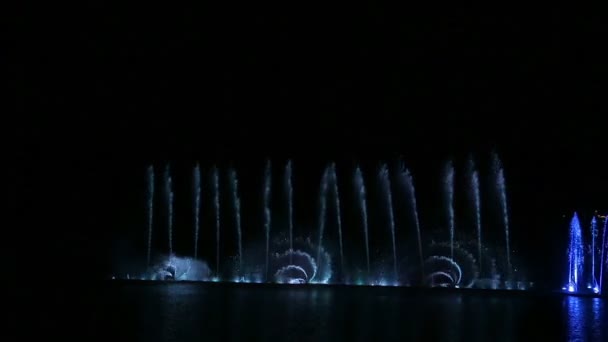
top-left (565, 212), bottom-right (608, 295)
top-left (144, 154), bottom-right (513, 284)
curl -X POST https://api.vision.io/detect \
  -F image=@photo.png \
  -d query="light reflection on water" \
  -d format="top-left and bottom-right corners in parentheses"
top-left (99, 283), bottom-right (606, 342)
top-left (565, 296), bottom-right (605, 342)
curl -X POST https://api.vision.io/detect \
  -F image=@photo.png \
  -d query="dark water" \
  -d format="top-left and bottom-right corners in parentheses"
top-left (37, 282), bottom-right (606, 341)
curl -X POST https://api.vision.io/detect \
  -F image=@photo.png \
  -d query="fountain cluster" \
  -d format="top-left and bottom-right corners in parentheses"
top-left (119, 154), bottom-right (527, 289)
top-left (564, 212), bottom-right (608, 295)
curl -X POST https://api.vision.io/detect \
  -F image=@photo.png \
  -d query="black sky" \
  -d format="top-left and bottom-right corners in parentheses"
top-left (6, 5), bottom-right (607, 284)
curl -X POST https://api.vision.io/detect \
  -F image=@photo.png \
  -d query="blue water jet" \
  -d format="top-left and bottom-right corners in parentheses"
top-left (193, 164), bottom-right (201, 259)
top-left (493, 154), bottom-right (512, 280)
top-left (228, 168), bottom-right (243, 277)
top-left (354, 166), bottom-right (370, 276)
top-left (444, 161), bottom-right (455, 261)
top-left (146, 166), bottom-right (154, 266)
top-left (164, 165), bottom-right (174, 256)
top-left (379, 164), bottom-right (398, 282)
top-left (263, 160), bottom-right (272, 281)
top-left (330, 163), bottom-right (344, 279)
top-left (466, 157), bottom-right (483, 274)
top-left (285, 161), bottom-right (294, 263)
top-left (566, 212), bottom-right (584, 292)
top-left (590, 216), bottom-right (599, 293)
top-left (398, 162), bottom-right (424, 278)
top-left (212, 166), bottom-right (220, 276)
top-left (600, 216), bottom-right (607, 294)
top-left (316, 166), bottom-right (330, 278)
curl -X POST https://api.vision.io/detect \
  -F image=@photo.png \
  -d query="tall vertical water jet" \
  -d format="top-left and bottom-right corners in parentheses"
top-left (354, 166), bottom-right (370, 276)
top-left (229, 168), bottom-right (243, 278)
top-left (493, 154), bottom-right (512, 280)
top-left (285, 160), bottom-right (294, 262)
top-left (193, 164), bottom-right (201, 259)
top-left (590, 216), bottom-right (599, 292)
top-left (212, 166), bottom-right (220, 276)
top-left (330, 163), bottom-right (344, 279)
top-left (566, 212), bottom-right (584, 292)
top-left (398, 163), bottom-right (424, 277)
top-left (600, 216), bottom-right (607, 294)
top-left (379, 164), bottom-right (398, 282)
top-left (146, 166), bottom-right (154, 266)
top-left (316, 166), bottom-right (330, 279)
top-left (444, 161), bottom-right (455, 261)
top-left (466, 157), bottom-right (483, 273)
top-left (263, 160), bottom-right (272, 281)
top-left (164, 165), bottom-right (174, 256)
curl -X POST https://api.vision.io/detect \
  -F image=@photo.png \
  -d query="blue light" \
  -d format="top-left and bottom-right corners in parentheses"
top-left (565, 213), bottom-right (584, 293)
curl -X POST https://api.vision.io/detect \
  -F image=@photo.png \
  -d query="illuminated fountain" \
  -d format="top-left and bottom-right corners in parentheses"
top-left (127, 155), bottom-right (532, 290)
top-left (589, 216), bottom-right (599, 293)
top-left (565, 213), bottom-right (584, 293)
top-left (354, 166), bottom-right (371, 277)
top-left (563, 212), bottom-right (608, 295)
top-left (193, 164), bottom-right (201, 260)
top-left (379, 164), bottom-right (398, 283)
top-left (397, 162), bottom-right (424, 279)
top-left (600, 217), bottom-right (607, 294)
top-left (329, 163), bottom-right (345, 281)
top-left (228, 168), bottom-right (243, 280)
top-left (145, 166), bottom-right (154, 266)
top-left (263, 160), bottom-right (272, 281)
top-left (492, 154), bottom-right (513, 284)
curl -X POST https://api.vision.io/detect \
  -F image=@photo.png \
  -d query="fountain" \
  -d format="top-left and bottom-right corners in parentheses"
top-left (354, 166), bottom-right (371, 276)
top-left (285, 161), bottom-right (294, 263)
top-left (329, 163), bottom-right (344, 280)
top-left (444, 161), bottom-right (455, 261)
top-left (115, 155), bottom-right (582, 294)
top-left (466, 157), bottom-right (483, 274)
top-left (164, 165), bottom-right (174, 257)
top-left (263, 160), bottom-right (272, 281)
top-left (493, 154), bottom-right (513, 282)
top-left (565, 213), bottom-right (584, 293)
top-left (397, 163), bottom-right (424, 279)
top-left (228, 168), bottom-right (243, 279)
top-left (379, 164), bottom-right (398, 283)
top-left (600, 216), bottom-right (607, 294)
top-left (315, 166), bottom-right (330, 280)
top-left (146, 166), bottom-right (154, 266)
top-left (590, 216), bottom-right (599, 293)
top-left (193, 164), bottom-right (201, 260)
top-left (212, 166), bottom-right (220, 277)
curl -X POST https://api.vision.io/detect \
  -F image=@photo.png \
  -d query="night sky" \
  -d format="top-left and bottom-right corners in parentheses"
top-left (7, 6), bottom-right (607, 287)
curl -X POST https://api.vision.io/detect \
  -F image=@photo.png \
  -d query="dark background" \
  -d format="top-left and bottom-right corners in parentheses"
top-left (6, 5), bottom-right (607, 288)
